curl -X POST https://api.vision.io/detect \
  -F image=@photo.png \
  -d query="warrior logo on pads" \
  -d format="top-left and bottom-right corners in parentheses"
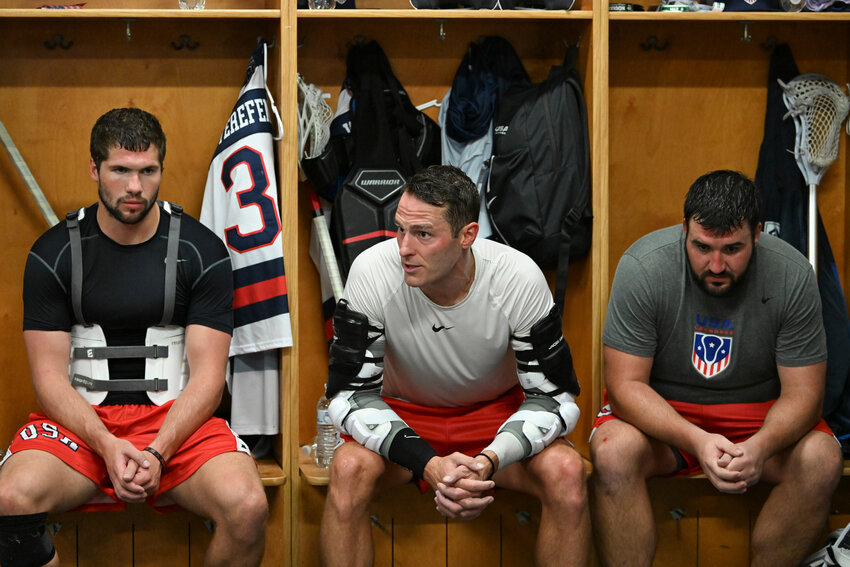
top-left (351, 169), bottom-right (405, 204)
top-left (692, 332), bottom-right (732, 378)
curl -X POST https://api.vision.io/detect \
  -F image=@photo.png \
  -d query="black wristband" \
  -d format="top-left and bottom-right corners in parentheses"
top-left (387, 428), bottom-right (438, 481)
top-left (143, 446), bottom-right (166, 472)
top-left (475, 452), bottom-right (496, 480)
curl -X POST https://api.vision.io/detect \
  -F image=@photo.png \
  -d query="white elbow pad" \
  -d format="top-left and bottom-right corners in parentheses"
top-left (558, 396), bottom-right (581, 435)
top-left (327, 395), bottom-right (352, 430)
top-left (328, 395), bottom-right (400, 454)
top-left (501, 410), bottom-right (564, 456)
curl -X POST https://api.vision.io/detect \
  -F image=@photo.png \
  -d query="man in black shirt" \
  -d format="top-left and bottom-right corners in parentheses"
top-left (0, 108), bottom-right (268, 567)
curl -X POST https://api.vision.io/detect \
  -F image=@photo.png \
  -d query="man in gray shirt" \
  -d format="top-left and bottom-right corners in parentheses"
top-left (590, 170), bottom-right (842, 567)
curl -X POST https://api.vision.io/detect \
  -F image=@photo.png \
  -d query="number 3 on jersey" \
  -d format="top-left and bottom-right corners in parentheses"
top-left (221, 146), bottom-right (281, 253)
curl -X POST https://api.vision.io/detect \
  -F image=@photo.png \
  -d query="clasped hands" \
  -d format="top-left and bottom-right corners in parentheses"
top-left (424, 452), bottom-right (497, 521)
top-left (104, 438), bottom-right (164, 503)
top-left (699, 434), bottom-right (764, 495)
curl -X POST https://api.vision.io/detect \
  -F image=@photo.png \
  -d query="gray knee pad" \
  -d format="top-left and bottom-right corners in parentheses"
top-left (0, 513), bottom-right (55, 567)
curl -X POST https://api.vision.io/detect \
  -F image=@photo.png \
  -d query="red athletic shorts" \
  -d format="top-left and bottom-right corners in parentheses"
top-left (592, 392), bottom-right (834, 476)
top-left (342, 385), bottom-right (524, 490)
top-left (3, 401), bottom-right (250, 511)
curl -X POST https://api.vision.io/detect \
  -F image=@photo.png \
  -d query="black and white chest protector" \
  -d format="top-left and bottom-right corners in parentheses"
top-left (66, 202), bottom-right (189, 406)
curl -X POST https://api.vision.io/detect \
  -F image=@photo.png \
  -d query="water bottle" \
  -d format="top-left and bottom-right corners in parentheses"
top-left (315, 394), bottom-right (340, 468)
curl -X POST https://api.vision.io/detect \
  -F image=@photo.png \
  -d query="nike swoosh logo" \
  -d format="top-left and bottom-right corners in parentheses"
top-left (431, 324), bottom-right (454, 332)
top-left (403, 434), bottom-right (420, 439)
top-left (761, 297), bottom-right (772, 304)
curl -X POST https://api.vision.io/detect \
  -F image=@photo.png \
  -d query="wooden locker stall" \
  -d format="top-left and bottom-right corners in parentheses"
top-left (291, 3), bottom-right (600, 566)
top-left (605, 12), bottom-right (850, 567)
top-left (0, 3), bottom-right (292, 565)
top-left (607, 17), bottom-right (848, 281)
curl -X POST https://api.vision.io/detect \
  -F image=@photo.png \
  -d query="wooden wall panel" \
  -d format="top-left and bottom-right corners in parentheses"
top-left (48, 514), bottom-right (78, 566)
top-left (608, 21), bottom-right (848, 290)
top-left (76, 513), bottom-right (135, 566)
top-left (294, 481), bottom-right (325, 567)
top-left (133, 510), bottom-right (193, 567)
top-left (372, 514), bottom-right (394, 567)
top-left (498, 490), bottom-right (542, 567)
top-left (447, 515), bottom-right (501, 565)
top-left (49, 508), bottom-right (216, 566)
top-left (697, 515), bottom-right (751, 566)
top-left (649, 479), bottom-right (699, 567)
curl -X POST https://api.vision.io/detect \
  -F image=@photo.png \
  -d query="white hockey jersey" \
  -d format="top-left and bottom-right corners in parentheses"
top-left (200, 41), bottom-right (292, 356)
top-left (200, 41), bottom-right (289, 436)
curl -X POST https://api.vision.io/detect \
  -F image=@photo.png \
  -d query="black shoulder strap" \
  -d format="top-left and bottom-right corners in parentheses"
top-left (66, 208), bottom-right (88, 326)
top-left (160, 201), bottom-right (183, 326)
top-left (66, 202), bottom-right (182, 328)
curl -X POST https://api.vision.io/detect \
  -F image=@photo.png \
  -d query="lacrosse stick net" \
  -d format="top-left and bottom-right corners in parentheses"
top-left (296, 74), bottom-right (345, 302)
top-left (297, 73), bottom-right (334, 162)
top-left (779, 73), bottom-right (850, 272)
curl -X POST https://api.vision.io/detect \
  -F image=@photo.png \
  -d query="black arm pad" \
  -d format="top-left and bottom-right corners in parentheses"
top-left (387, 427), bottom-right (439, 481)
top-left (527, 306), bottom-right (581, 397)
top-left (326, 300), bottom-right (382, 398)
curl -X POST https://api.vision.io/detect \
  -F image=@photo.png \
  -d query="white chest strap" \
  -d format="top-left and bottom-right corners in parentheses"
top-left (70, 324), bottom-right (188, 406)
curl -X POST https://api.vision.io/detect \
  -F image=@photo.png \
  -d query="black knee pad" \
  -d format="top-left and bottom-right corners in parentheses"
top-left (0, 513), bottom-right (56, 567)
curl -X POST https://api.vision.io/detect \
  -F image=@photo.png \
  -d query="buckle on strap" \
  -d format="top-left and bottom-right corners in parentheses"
top-left (72, 345), bottom-right (169, 360)
top-left (71, 374), bottom-right (169, 392)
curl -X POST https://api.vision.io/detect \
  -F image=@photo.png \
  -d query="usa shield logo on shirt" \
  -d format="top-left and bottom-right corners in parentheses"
top-left (692, 332), bottom-right (732, 378)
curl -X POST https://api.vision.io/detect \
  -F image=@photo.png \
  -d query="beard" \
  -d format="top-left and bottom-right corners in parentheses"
top-left (98, 183), bottom-right (158, 225)
top-left (693, 270), bottom-right (736, 296)
top-left (690, 263), bottom-right (752, 297)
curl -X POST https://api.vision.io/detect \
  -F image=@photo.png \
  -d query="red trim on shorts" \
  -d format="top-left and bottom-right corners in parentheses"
top-left (592, 391), bottom-right (834, 477)
top-left (7, 402), bottom-right (249, 511)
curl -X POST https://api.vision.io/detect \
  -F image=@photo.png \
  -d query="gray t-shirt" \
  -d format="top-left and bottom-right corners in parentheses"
top-left (603, 225), bottom-right (826, 404)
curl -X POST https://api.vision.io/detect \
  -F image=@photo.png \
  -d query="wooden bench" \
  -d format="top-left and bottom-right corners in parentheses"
top-left (42, 457), bottom-right (285, 566)
top-left (258, 456), bottom-right (286, 487)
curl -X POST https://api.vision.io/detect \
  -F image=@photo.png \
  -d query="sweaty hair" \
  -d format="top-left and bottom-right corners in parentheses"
top-left (402, 165), bottom-right (479, 237)
top-left (683, 170), bottom-right (760, 234)
top-left (90, 108), bottom-right (166, 172)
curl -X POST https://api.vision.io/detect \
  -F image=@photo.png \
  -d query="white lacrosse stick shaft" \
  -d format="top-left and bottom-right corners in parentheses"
top-left (807, 183), bottom-right (817, 273)
top-left (0, 118), bottom-right (59, 227)
top-left (309, 187), bottom-right (344, 303)
top-left (780, 74), bottom-right (850, 273)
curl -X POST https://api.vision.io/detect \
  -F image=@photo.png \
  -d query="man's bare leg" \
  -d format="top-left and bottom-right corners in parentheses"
top-left (319, 442), bottom-right (411, 567)
top-left (168, 451), bottom-right (268, 567)
top-left (589, 420), bottom-right (678, 567)
top-left (496, 440), bottom-right (591, 567)
top-left (750, 431), bottom-right (842, 567)
top-left (0, 450), bottom-right (102, 566)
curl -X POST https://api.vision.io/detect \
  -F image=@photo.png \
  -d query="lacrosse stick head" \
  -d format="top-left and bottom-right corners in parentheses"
top-left (780, 73), bottom-right (850, 186)
top-left (296, 74), bottom-right (334, 162)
